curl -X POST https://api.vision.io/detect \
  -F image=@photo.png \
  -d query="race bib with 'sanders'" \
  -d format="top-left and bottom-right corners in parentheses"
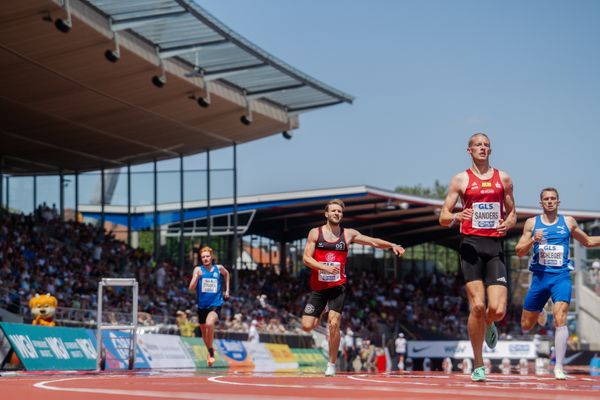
top-left (318, 262), bottom-right (341, 282)
top-left (539, 244), bottom-right (564, 267)
top-left (472, 202), bottom-right (501, 229)
top-left (201, 278), bottom-right (218, 293)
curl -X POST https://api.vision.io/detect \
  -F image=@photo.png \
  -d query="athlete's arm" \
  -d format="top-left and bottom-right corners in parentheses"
top-left (497, 172), bottom-right (517, 236)
top-left (188, 266), bottom-right (202, 291)
top-left (439, 173), bottom-right (469, 227)
top-left (567, 216), bottom-right (600, 247)
top-left (515, 217), bottom-right (542, 256)
top-left (303, 228), bottom-right (339, 274)
top-left (219, 265), bottom-right (230, 299)
top-left (347, 228), bottom-right (405, 257)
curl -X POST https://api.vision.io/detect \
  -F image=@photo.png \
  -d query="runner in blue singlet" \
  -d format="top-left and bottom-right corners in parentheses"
top-left (516, 187), bottom-right (600, 380)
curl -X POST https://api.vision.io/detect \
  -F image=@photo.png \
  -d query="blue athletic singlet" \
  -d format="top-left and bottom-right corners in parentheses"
top-left (529, 215), bottom-right (572, 273)
top-left (196, 265), bottom-right (223, 308)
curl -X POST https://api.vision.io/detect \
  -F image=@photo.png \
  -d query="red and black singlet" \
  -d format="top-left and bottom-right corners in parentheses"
top-left (310, 226), bottom-right (348, 291)
top-left (461, 168), bottom-right (505, 237)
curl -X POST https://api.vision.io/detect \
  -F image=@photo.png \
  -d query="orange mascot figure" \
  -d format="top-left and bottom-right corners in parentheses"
top-left (29, 293), bottom-right (58, 327)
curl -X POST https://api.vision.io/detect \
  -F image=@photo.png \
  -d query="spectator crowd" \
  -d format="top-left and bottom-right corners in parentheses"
top-left (1, 206), bottom-right (531, 347)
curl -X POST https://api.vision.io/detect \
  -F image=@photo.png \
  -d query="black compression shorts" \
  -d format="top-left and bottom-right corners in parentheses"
top-left (302, 285), bottom-right (346, 317)
top-left (459, 235), bottom-right (508, 287)
top-left (198, 306), bottom-right (221, 324)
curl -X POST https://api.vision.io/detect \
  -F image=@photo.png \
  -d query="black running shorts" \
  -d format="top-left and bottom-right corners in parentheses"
top-left (459, 235), bottom-right (508, 287)
top-left (198, 306), bottom-right (221, 324)
top-left (302, 285), bottom-right (346, 317)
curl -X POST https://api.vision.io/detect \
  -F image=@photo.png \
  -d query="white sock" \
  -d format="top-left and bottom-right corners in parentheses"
top-left (328, 361), bottom-right (336, 367)
top-left (554, 325), bottom-right (568, 369)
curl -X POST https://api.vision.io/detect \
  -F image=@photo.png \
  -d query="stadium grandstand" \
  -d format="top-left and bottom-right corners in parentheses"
top-left (1, 1), bottom-right (600, 398)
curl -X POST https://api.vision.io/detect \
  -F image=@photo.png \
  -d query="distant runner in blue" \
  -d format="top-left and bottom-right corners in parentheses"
top-left (516, 187), bottom-right (600, 380)
top-left (189, 246), bottom-right (230, 367)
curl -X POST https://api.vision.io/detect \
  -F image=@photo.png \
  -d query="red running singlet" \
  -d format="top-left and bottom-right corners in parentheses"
top-left (460, 168), bottom-right (505, 237)
top-left (310, 226), bottom-right (348, 291)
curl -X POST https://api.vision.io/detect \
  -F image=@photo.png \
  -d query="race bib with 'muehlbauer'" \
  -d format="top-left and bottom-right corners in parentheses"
top-left (472, 202), bottom-right (501, 229)
top-left (318, 262), bottom-right (341, 282)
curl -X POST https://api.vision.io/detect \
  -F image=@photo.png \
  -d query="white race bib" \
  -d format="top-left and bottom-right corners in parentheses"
top-left (539, 244), bottom-right (564, 267)
top-left (472, 202), bottom-right (501, 229)
top-left (318, 262), bottom-right (341, 282)
top-left (201, 278), bottom-right (218, 293)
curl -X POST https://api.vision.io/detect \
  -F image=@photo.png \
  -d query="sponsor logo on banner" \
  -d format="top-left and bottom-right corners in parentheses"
top-left (92, 329), bottom-right (150, 370)
top-left (408, 340), bottom-right (536, 360)
top-left (0, 322), bottom-right (97, 371)
top-left (215, 339), bottom-right (254, 369)
top-left (264, 343), bottom-right (299, 371)
top-left (136, 334), bottom-right (195, 369)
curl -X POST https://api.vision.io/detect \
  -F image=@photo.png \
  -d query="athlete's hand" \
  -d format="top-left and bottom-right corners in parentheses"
top-left (224, 291), bottom-right (230, 300)
top-left (323, 264), bottom-right (340, 275)
top-left (496, 219), bottom-right (508, 236)
top-left (392, 245), bottom-right (405, 257)
top-left (533, 229), bottom-right (544, 243)
top-left (460, 209), bottom-right (473, 221)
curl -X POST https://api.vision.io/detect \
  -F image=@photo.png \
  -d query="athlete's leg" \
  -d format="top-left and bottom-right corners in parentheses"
top-left (485, 285), bottom-right (507, 324)
top-left (202, 311), bottom-right (219, 366)
top-left (553, 301), bottom-right (569, 367)
top-left (301, 315), bottom-right (319, 332)
top-left (302, 291), bottom-right (326, 332)
top-left (202, 311), bottom-right (219, 350)
top-left (466, 280), bottom-right (486, 368)
top-left (522, 272), bottom-right (551, 332)
top-left (327, 310), bottom-right (342, 364)
top-left (521, 309), bottom-right (541, 332)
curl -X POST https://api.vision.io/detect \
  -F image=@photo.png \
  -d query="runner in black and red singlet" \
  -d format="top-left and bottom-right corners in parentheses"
top-left (439, 133), bottom-right (516, 382)
top-left (301, 198), bottom-right (405, 377)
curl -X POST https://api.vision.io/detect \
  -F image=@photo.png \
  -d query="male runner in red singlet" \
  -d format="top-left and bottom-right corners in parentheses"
top-left (301, 199), bottom-right (405, 376)
top-left (439, 133), bottom-right (516, 382)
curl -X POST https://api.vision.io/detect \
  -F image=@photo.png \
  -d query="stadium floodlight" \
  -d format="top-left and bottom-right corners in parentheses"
top-left (240, 114), bottom-right (252, 125)
top-left (55, 18), bottom-right (72, 33)
top-left (54, 0), bottom-right (73, 33)
top-left (105, 49), bottom-right (120, 63)
top-left (104, 33), bottom-right (121, 63)
top-left (152, 75), bottom-right (166, 88)
top-left (282, 130), bottom-right (293, 140)
top-left (197, 96), bottom-right (210, 108)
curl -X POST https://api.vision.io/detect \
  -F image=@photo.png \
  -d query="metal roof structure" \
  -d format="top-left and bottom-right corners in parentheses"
top-left (79, 185), bottom-right (600, 247)
top-left (0, 0), bottom-right (353, 175)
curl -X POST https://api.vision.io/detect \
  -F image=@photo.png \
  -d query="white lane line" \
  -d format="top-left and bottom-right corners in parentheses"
top-left (32, 377), bottom-right (298, 400)
top-left (346, 375), bottom-right (597, 400)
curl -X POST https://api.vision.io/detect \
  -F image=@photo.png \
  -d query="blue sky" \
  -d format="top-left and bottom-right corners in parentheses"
top-left (7, 0), bottom-right (600, 212)
top-left (196, 0), bottom-right (600, 211)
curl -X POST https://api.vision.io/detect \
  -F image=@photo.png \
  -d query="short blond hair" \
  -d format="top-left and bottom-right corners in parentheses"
top-left (325, 199), bottom-right (345, 212)
top-left (468, 132), bottom-right (490, 147)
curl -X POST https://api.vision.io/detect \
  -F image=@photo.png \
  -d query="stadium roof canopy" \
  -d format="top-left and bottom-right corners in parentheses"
top-left (79, 185), bottom-right (600, 248)
top-left (0, 0), bottom-right (353, 175)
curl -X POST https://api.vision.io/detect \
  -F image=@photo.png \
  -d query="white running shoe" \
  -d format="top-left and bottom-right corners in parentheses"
top-left (554, 368), bottom-right (566, 380)
top-left (325, 362), bottom-right (336, 377)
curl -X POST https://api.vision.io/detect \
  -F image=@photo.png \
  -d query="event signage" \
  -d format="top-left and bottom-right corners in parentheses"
top-left (0, 322), bottom-right (96, 370)
top-left (135, 333), bottom-right (195, 369)
top-left (407, 340), bottom-right (536, 359)
top-left (92, 329), bottom-right (151, 369)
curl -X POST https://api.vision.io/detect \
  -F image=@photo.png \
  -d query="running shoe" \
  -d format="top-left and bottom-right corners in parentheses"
top-left (554, 368), bottom-right (566, 380)
top-left (325, 362), bottom-right (336, 377)
top-left (207, 356), bottom-right (215, 367)
top-left (471, 366), bottom-right (486, 382)
top-left (537, 309), bottom-right (548, 327)
top-left (485, 322), bottom-right (498, 349)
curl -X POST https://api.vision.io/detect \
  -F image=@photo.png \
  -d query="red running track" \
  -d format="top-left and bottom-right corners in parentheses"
top-left (1, 370), bottom-right (599, 400)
